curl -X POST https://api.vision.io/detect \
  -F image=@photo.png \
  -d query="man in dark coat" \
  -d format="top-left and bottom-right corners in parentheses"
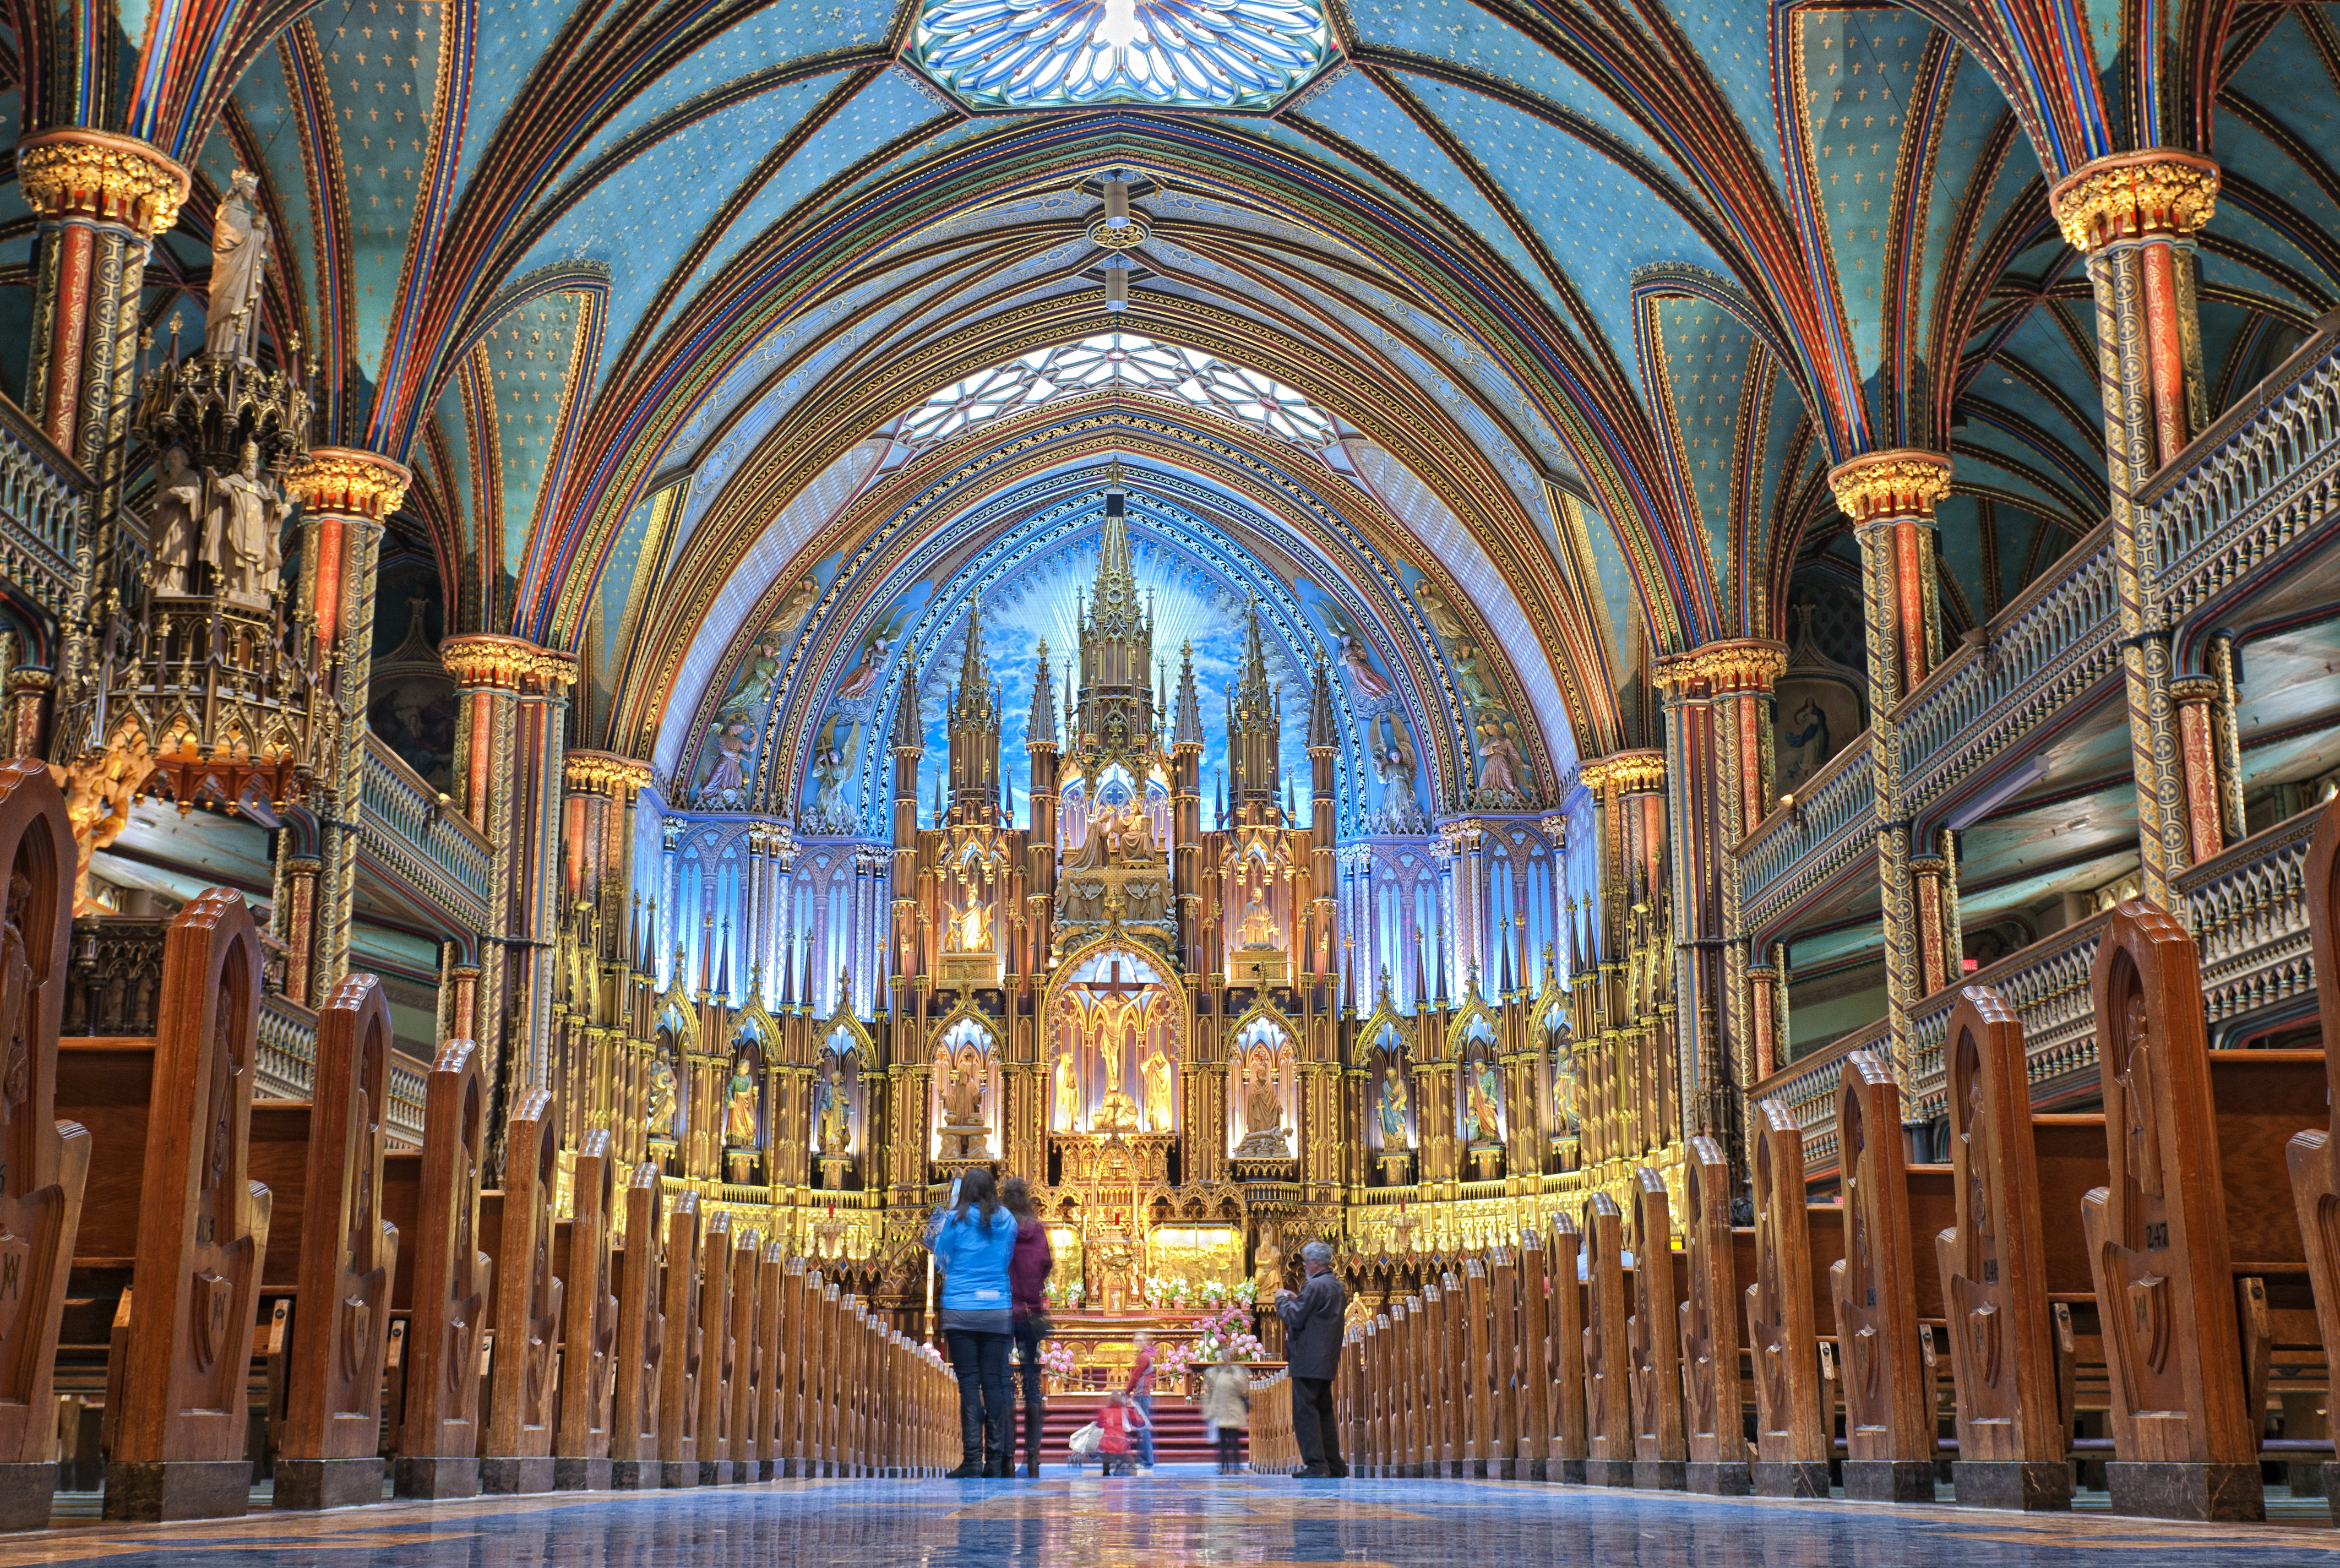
top-left (1273, 1239), bottom-right (1348, 1478)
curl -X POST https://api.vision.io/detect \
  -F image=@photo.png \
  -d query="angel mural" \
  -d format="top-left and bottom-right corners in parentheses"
top-left (1406, 566), bottom-right (1537, 809)
top-left (1367, 714), bottom-right (1428, 834)
top-left (1474, 717), bottom-right (1528, 801)
top-left (694, 717), bottom-right (756, 809)
top-left (802, 712), bottom-right (861, 833)
top-left (1320, 606), bottom-right (1393, 700)
top-left (836, 605), bottom-right (913, 702)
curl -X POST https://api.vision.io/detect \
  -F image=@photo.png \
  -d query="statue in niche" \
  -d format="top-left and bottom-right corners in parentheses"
top-left (205, 168), bottom-right (270, 361)
top-left (815, 1059), bottom-right (852, 1155)
top-left (1465, 1053), bottom-right (1502, 1145)
top-left (1367, 715), bottom-right (1428, 834)
top-left (1234, 1056), bottom-right (1288, 1158)
top-left (1093, 1004), bottom-right (1141, 1131)
top-left (1141, 1045), bottom-right (1173, 1133)
top-left (1376, 1068), bottom-right (1410, 1146)
top-left (1238, 875), bottom-right (1280, 949)
top-left (1323, 609), bottom-right (1394, 700)
top-left (696, 718), bottom-right (754, 808)
top-left (207, 442), bottom-right (285, 602)
top-left (150, 446), bottom-right (203, 595)
top-left (1054, 1046), bottom-right (1080, 1130)
top-left (940, 1056), bottom-right (986, 1127)
top-left (722, 1049), bottom-right (759, 1148)
top-left (1474, 721), bottom-right (1527, 801)
top-left (645, 1049), bottom-right (679, 1141)
top-left (947, 890), bottom-right (993, 952)
top-left (836, 630), bottom-right (893, 701)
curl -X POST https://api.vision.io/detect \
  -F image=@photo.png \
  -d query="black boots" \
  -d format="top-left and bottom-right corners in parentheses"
top-left (1022, 1400), bottom-right (1044, 1479)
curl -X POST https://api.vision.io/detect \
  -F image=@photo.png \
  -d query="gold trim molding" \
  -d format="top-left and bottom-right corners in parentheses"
top-left (17, 129), bottom-right (190, 236)
top-left (1581, 748), bottom-right (1666, 794)
top-left (1088, 216), bottom-right (1151, 249)
top-left (286, 447), bottom-right (412, 521)
top-left (1653, 639), bottom-right (1789, 695)
top-left (2050, 150), bottom-right (2219, 253)
top-left (441, 633), bottom-right (578, 691)
top-left (1827, 448), bottom-right (1952, 526)
top-left (565, 749), bottom-right (656, 796)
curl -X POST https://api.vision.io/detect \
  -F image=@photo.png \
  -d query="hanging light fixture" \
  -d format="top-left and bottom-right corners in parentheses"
top-left (1105, 263), bottom-right (1130, 312)
top-left (1104, 176), bottom-right (1130, 228)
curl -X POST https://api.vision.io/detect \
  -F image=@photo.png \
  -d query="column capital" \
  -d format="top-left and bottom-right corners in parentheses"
top-left (2168, 673), bottom-right (2224, 705)
top-left (17, 129), bottom-right (189, 235)
top-left (2050, 150), bottom-right (2219, 252)
top-left (286, 446), bottom-right (412, 520)
top-left (1827, 448), bottom-right (1952, 525)
top-left (1652, 639), bottom-right (1789, 696)
top-left (565, 748), bottom-right (656, 797)
top-left (1579, 748), bottom-right (1666, 794)
top-left (440, 633), bottom-right (577, 692)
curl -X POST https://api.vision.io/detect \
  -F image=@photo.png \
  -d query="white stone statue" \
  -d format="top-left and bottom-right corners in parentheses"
top-left (150, 445), bottom-right (203, 595)
top-left (206, 442), bottom-right (283, 601)
top-left (206, 168), bottom-right (270, 362)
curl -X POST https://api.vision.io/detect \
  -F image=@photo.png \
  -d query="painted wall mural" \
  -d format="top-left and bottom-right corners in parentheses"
top-left (1400, 562), bottom-right (1535, 810)
top-left (689, 549), bottom-right (843, 812)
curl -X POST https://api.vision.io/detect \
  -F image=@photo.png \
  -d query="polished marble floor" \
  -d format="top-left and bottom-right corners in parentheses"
top-left (8, 1476), bottom-right (2340, 1567)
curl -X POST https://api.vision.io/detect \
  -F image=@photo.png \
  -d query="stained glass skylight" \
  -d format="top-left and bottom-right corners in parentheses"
top-left (912, 0), bottom-right (1334, 112)
top-left (898, 332), bottom-right (1337, 450)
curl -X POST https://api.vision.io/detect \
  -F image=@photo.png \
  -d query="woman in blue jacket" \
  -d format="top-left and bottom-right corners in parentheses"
top-left (928, 1167), bottom-right (1019, 1477)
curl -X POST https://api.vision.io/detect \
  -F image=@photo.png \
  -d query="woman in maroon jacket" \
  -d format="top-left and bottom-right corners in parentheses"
top-left (1002, 1175), bottom-right (1053, 1478)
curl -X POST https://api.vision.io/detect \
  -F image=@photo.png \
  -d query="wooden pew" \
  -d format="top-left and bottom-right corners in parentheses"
top-left (2084, 900), bottom-right (2323, 1522)
top-left (1432, 1271), bottom-right (1461, 1475)
top-left (1935, 985), bottom-right (2076, 1511)
top-left (695, 1211), bottom-right (732, 1485)
top-left (1627, 1168), bottom-right (1687, 1490)
top-left (393, 1038), bottom-right (492, 1500)
top-left (1516, 1230), bottom-right (1554, 1480)
top-left (75, 890), bottom-right (274, 1522)
top-left (1545, 1212), bottom-right (1588, 1483)
top-left (1582, 1193), bottom-right (1632, 1486)
top-left (1745, 1097), bottom-right (1835, 1498)
top-left (2286, 792), bottom-right (2340, 1519)
top-left (275, 975), bottom-right (400, 1510)
top-left (1396, 1293), bottom-right (1425, 1477)
top-left (482, 1087), bottom-right (563, 1494)
top-left (607, 1159), bottom-right (665, 1489)
top-left (747, 1240), bottom-right (782, 1481)
top-left (552, 1128), bottom-right (617, 1491)
top-left (774, 1259), bottom-right (808, 1477)
top-left (0, 764), bottom-right (89, 1531)
top-left (1832, 1049), bottom-right (1938, 1502)
top-left (1487, 1245), bottom-right (1523, 1478)
top-left (1680, 1134), bottom-right (1749, 1495)
top-left (728, 1231), bottom-right (765, 1482)
top-left (1358, 1312), bottom-right (1385, 1476)
top-left (1461, 1256), bottom-right (1494, 1475)
top-left (656, 1188), bottom-right (704, 1488)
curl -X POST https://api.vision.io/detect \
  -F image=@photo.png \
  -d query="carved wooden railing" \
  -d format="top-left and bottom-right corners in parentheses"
top-left (0, 391), bottom-right (86, 622)
top-left (361, 731), bottom-right (493, 928)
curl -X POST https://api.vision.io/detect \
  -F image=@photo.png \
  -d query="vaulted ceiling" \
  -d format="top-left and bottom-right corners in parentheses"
top-left (5, 0), bottom-right (2337, 803)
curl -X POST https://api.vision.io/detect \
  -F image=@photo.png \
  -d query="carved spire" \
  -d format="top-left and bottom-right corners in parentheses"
top-left (891, 685), bottom-right (923, 753)
top-left (1307, 649), bottom-right (1336, 754)
top-left (1028, 638), bottom-right (1059, 751)
top-left (1172, 639), bottom-right (1204, 752)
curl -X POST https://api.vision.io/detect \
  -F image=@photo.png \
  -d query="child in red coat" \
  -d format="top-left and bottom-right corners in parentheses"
top-left (1097, 1391), bottom-right (1151, 1477)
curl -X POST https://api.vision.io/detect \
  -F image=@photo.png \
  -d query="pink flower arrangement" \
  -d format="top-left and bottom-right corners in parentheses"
top-left (1152, 1340), bottom-right (1197, 1381)
top-left (1191, 1303), bottom-right (1269, 1363)
top-left (1038, 1340), bottom-right (1079, 1379)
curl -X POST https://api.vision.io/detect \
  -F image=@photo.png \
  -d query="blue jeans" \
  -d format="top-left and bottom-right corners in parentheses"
top-left (1133, 1390), bottom-right (1155, 1467)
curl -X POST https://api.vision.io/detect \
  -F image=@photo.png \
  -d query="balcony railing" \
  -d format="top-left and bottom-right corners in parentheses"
top-left (0, 393), bottom-right (86, 622)
top-left (255, 993), bottom-right (425, 1148)
top-left (2173, 805), bottom-right (2321, 1032)
top-left (1740, 735), bottom-right (1876, 926)
top-left (360, 733), bottom-right (493, 929)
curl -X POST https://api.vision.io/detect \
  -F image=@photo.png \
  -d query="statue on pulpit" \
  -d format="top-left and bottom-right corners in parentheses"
top-left (1234, 1057), bottom-right (1289, 1158)
top-left (947, 891), bottom-right (994, 952)
top-left (1141, 1046), bottom-right (1173, 1131)
top-left (1238, 876), bottom-right (1280, 949)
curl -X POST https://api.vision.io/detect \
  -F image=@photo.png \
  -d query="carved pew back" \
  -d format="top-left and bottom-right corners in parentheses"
top-left (552, 1128), bottom-right (617, 1490)
top-left (1581, 1193), bottom-right (1632, 1484)
top-left (1626, 1168), bottom-right (1687, 1488)
top-left (84, 890), bottom-right (274, 1523)
top-left (1546, 1212), bottom-right (1588, 1480)
top-left (1515, 1231), bottom-right (1552, 1479)
top-left (1746, 1097), bottom-right (1831, 1498)
top-left (728, 1231), bottom-right (764, 1481)
top-left (749, 1242), bottom-right (782, 1480)
top-left (1461, 1256), bottom-right (1493, 1472)
top-left (1487, 1245), bottom-right (1522, 1475)
top-left (1680, 1134), bottom-right (1748, 1495)
top-left (776, 1259), bottom-right (809, 1476)
top-left (393, 1038), bottom-right (491, 1500)
top-left (695, 1211), bottom-right (732, 1484)
top-left (482, 1087), bottom-right (564, 1493)
top-left (656, 1189), bottom-right (704, 1485)
top-left (0, 764), bottom-right (88, 1532)
top-left (606, 1160), bottom-right (665, 1487)
top-left (1935, 985), bottom-right (2074, 1511)
top-left (1831, 1049), bottom-right (1938, 1503)
top-left (276, 976), bottom-right (399, 1511)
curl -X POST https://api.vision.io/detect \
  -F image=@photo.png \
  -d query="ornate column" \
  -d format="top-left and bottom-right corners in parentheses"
top-left (282, 448), bottom-right (410, 1003)
top-left (1909, 831), bottom-right (1963, 998)
top-left (2169, 676), bottom-right (2230, 865)
top-left (2051, 151), bottom-right (2221, 900)
top-left (18, 130), bottom-right (189, 488)
top-left (1744, 953), bottom-right (1784, 1082)
top-left (1830, 450), bottom-right (1952, 1084)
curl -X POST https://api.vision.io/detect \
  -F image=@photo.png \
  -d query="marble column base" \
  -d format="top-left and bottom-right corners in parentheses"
top-left (1633, 1458), bottom-right (1686, 1491)
top-left (1495, 1458), bottom-right (1518, 1479)
top-left (779, 1457), bottom-right (803, 1478)
top-left (607, 1459), bottom-right (657, 1490)
top-left (659, 1461), bottom-right (701, 1489)
top-left (1843, 1458), bottom-right (1935, 1503)
top-left (1753, 1460), bottom-right (1831, 1498)
top-left (0, 1462), bottom-right (56, 1530)
top-left (1588, 1458), bottom-right (1637, 1488)
top-left (698, 1459), bottom-right (736, 1486)
top-left (553, 1456), bottom-right (611, 1491)
top-left (273, 1456), bottom-right (385, 1510)
top-left (1522, 1458), bottom-right (1546, 1481)
top-left (102, 1459), bottom-right (251, 1522)
top-left (481, 1456), bottom-right (555, 1494)
top-left (2106, 1460), bottom-right (2265, 1522)
top-left (1953, 1459), bottom-right (2072, 1511)
top-left (394, 1456), bottom-right (480, 1500)
top-left (1553, 1457), bottom-right (1587, 1484)
top-left (1685, 1460), bottom-right (1751, 1496)
top-left (755, 1460), bottom-right (776, 1481)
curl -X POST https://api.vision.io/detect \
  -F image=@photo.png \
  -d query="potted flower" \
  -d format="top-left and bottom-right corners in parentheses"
top-left (1038, 1338), bottom-right (1079, 1393)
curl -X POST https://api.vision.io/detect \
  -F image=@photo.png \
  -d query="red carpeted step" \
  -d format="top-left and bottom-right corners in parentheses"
top-left (1026, 1394), bottom-right (1239, 1462)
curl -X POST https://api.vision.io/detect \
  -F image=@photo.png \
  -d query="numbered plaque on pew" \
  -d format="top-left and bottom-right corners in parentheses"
top-left (607, 1160), bottom-right (665, 1489)
top-left (483, 1088), bottom-right (564, 1494)
top-left (1581, 1193), bottom-right (1632, 1487)
top-left (1830, 1049), bottom-right (1935, 1502)
top-left (1936, 986), bottom-right (2073, 1512)
top-left (1680, 1135), bottom-right (1749, 1496)
top-left (0, 763), bottom-right (86, 1532)
top-left (1746, 1097), bottom-right (1828, 1499)
top-left (106, 890), bottom-right (274, 1522)
top-left (2084, 901), bottom-right (2261, 1522)
top-left (657, 1189), bottom-right (704, 1488)
top-left (1626, 1168), bottom-right (1687, 1490)
top-left (394, 1038), bottom-right (492, 1500)
top-left (277, 975), bottom-right (401, 1511)
top-left (2287, 792), bottom-right (2340, 1521)
top-left (553, 1129), bottom-right (618, 1491)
